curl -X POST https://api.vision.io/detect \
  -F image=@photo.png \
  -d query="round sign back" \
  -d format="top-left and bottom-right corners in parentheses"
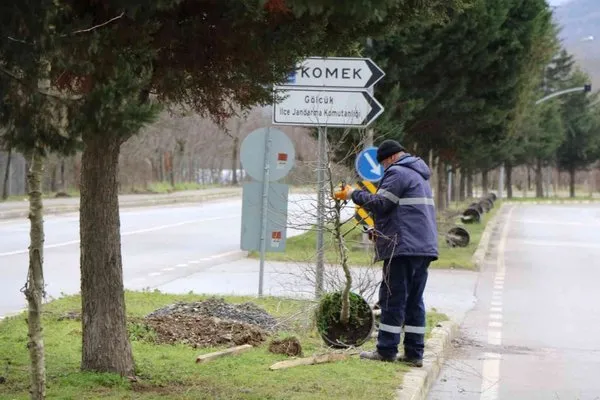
top-left (240, 127), bottom-right (296, 182)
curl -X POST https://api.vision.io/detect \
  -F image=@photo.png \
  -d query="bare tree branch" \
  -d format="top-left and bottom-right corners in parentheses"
top-left (71, 12), bottom-right (125, 35)
top-left (38, 88), bottom-right (83, 101)
top-left (7, 36), bottom-right (31, 45)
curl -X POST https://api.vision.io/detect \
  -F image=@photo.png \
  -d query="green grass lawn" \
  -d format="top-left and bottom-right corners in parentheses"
top-left (0, 291), bottom-right (447, 400)
top-left (250, 201), bottom-right (500, 270)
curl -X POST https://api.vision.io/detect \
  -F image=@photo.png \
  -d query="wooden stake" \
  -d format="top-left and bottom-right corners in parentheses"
top-left (195, 344), bottom-right (253, 364)
top-left (269, 353), bottom-right (349, 370)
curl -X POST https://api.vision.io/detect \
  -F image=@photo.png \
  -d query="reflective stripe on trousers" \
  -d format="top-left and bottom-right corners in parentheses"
top-left (378, 324), bottom-right (426, 335)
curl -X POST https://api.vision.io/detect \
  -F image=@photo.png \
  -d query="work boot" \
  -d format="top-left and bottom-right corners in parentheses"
top-left (359, 350), bottom-right (396, 362)
top-left (397, 356), bottom-right (423, 368)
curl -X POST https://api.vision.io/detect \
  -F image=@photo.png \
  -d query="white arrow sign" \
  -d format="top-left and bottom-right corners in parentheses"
top-left (272, 88), bottom-right (384, 128)
top-left (364, 152), bottom-right (382, 177)
top-left (283, 57), bottom-right (385, 89)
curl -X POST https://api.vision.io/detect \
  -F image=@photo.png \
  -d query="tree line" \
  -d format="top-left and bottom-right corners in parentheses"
top-left (328, 0), bottom-right (600, 208)
top-left (0, 108), bottom-right (318, 198)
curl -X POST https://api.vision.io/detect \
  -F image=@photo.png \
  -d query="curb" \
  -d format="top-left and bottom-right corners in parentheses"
top-left (471, 203), bottom-right (506, 270)
top-left (0, 190), bottom-right (242, 220)
top-left (396, 320), bottom-right (459, 400)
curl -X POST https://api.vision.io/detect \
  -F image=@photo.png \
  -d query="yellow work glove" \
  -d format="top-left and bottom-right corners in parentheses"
top-left (333, 184), bottom-right (354, 201)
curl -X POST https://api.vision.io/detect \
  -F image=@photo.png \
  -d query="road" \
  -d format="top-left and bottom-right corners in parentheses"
top-left (429, 203), bottom-right (600, 400)
top-left (0, 193), bottom-right (353, 318)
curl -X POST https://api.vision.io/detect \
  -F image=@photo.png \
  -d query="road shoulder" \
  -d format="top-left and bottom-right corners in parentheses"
top-left (397, 203), bottom-right (506, 400)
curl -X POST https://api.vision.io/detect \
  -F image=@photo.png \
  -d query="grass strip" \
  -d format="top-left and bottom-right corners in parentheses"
top-left (0, 291), bottom-right (447, 400)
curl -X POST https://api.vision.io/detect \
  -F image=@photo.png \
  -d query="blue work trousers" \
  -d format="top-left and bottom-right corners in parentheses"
top-left (376, 256), bottom-right (431, 360)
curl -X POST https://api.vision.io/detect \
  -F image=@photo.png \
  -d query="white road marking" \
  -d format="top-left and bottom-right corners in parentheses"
top-left (148, 272), bottom-right (162, 277)
top-left (189, 260), bottom-right (200, 264)
top-left (512, 219), bottom-right (600, 227)
top-left (0, 239), bottom-right (80, 256)
top-left (162, 267), bottom-right (175, 272)
top-left (480, 352), bottom-right (501, 400)
top-left (516, 239), bottom-right (600, 250)
top-left (211, 250), bottom-right (244, 259)
top-left (176, 264), bottom-right (188, 268)
top-left (0, 214), bottom-right (240, 257)
top-left (481, 206), bottom-right (513, 400)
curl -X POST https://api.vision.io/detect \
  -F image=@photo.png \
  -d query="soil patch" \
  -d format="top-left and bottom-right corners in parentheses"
top-left (268, 337), bottom-right (303, 357)
top-left (57, 298), bottom-right (282, 349)
top-left (145, 314), bottom-right (268, 348)
top-left (140, 297), bottom-right (282, 348)
top-left (146, 297), bottom-right (281, 331)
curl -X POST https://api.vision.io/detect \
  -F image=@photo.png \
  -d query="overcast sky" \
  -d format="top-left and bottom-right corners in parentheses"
top-left (548, 0), bottom-right (571, 5)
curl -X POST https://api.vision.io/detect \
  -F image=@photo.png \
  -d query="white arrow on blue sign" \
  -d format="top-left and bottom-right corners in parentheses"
top-left (355, 146), bottom-right (383, 182)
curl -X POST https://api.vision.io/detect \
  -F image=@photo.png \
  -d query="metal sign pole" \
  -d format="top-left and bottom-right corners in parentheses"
top-left (315, 126), bottom-right (326, 298)
top-left (258, 128), bottom-right (272, 297)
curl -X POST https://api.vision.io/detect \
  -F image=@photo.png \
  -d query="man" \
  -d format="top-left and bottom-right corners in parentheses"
top-left (334, 139), bottom-right (438, 366)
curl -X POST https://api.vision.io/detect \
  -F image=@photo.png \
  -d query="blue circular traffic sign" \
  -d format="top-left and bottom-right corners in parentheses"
top-left (355, 146), bottom-right (383, 182)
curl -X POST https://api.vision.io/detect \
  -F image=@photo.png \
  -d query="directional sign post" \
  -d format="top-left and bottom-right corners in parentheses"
top-left (271, 56), bottom-right (386, 298)
top-left (355, 146), bottom-right (383, 182)
top-left (273, 88), bottom-right (383, 128)
top-left (285, 57), bottom-right (385, 89)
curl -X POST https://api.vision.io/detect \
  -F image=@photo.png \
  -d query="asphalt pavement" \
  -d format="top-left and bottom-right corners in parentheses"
top-left (0, 193), bottom-right (345, 318)
top-left (0, 187), bottom-right (243, 219)
top-left (154, 259), bottom-right (478, 323)
top-left (429, 203), bottom-right (600, 400)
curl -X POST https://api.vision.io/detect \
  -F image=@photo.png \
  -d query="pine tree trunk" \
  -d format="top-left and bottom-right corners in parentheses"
top-left (436, 161), bottom-right (447, 211)
top-left (506, 162), bottom-right (513, 199)
top-left (459, 169), bottom-right (466, 201)
top-left (49, 163), bottom-right (57, 193)
top-left (430, 153), bottom-right (437, 202)
top-left (451, 169), bottom-right (458, 202)
top-left (60, 159), bottom-right (66, 192)
top-left (481, 170), bottom-right (489, 195)
top-left (232, 136), bottom-right (239, 185)
top-left (158, 151), bottom-right (164, 182)
top-left (80, 136), bottom-right (134, 376)
top-left (527, 166), bottom-right (531, 191)
top-left (535, 159), bottom-right (544, 198)
top-left (569, 166), bottom-right (576, 198)
top-left (2, 148), bottom-right (12, 200)
top-left (466, 170), bottom-right (473, 199)
top-left (24, 149), bottom-right (46, 400)
top-left (552, 167), bottom-right (558, 197)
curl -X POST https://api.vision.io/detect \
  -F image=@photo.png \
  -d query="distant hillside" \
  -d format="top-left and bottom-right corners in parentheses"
top-left (553, 0), bottom-right (600, 89)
